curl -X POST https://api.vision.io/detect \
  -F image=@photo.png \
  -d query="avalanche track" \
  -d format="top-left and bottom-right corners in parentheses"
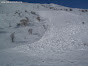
top-left (0, 11), bottom-right (88, 66)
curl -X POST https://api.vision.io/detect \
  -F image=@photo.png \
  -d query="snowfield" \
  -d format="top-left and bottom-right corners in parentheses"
top-left (0, 2), bottom-right (88, 66)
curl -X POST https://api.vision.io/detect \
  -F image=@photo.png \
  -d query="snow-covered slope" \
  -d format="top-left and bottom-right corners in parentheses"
top-left (0, 2), bottom-right (88, 66)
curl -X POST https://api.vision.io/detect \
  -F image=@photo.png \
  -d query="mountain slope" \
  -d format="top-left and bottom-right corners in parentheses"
top-left (0, 2), bottom-right (88, 66)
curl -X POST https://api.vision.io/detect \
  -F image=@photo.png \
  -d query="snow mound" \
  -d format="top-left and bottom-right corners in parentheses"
top-left (8, 11), bottom-right (88, 57)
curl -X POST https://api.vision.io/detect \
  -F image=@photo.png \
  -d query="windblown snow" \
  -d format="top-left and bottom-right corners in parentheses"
top-left (0, 2), bottom-right (88, 66)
